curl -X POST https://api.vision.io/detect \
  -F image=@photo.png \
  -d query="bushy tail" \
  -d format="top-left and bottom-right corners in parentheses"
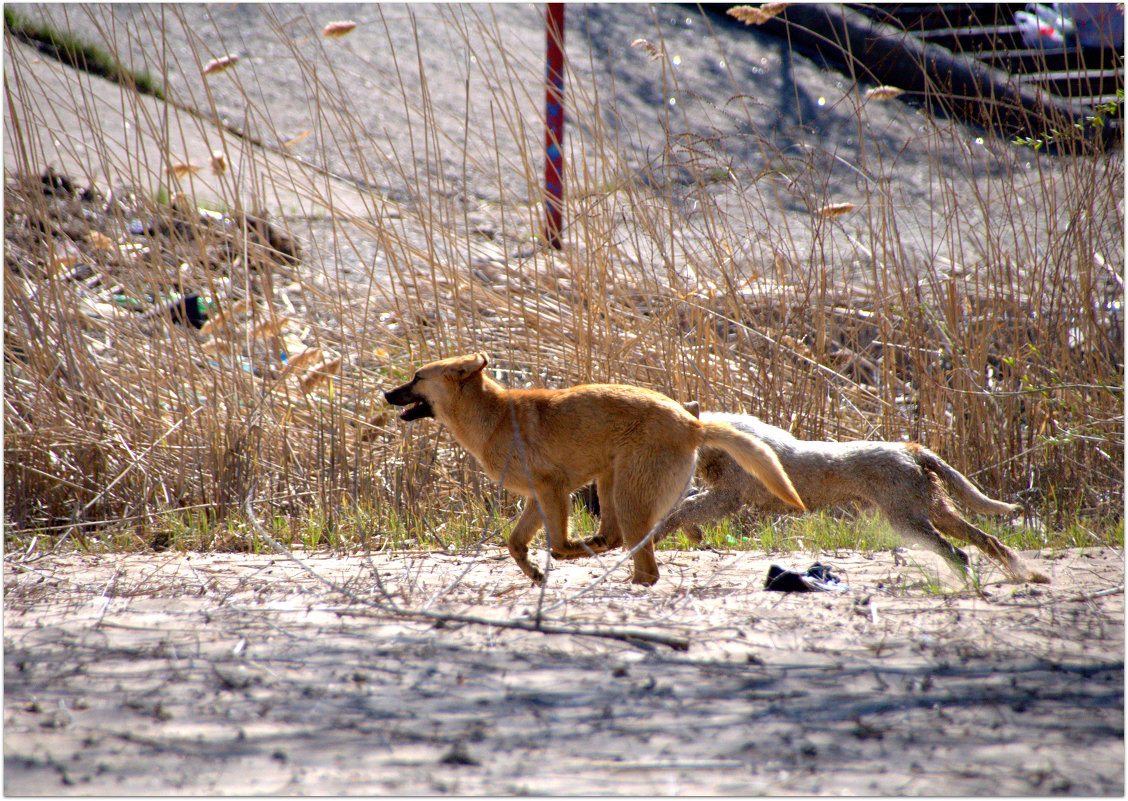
top-left (702, 423), bottom-right (805, 511)
top-left (913, 446), bottom-right (1018, 515)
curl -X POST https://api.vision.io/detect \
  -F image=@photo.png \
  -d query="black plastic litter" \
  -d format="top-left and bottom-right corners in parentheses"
top-left (765, 562), bottom-right (845, 593)
top-left (40, 167), bottom-right (76, 197)
top-left (166, 293), bottom-right (208, 328)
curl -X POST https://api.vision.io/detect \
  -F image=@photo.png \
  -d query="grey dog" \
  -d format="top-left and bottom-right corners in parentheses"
top-left (582, 409), bottom-right (1049, 584)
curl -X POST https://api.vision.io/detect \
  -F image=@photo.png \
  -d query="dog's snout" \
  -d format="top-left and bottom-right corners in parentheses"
top-left (385, 376), bottom-right (434, 421)
top-left (384, 377), bottom-right (416, 405)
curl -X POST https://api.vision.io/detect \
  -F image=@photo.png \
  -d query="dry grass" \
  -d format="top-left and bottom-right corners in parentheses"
top-left (3, 5), bottom-right (1122, 558)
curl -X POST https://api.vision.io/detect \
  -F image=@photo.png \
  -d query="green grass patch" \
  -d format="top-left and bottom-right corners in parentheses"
top-left (689, 510), bottom-right (901, 556)
top-left (677, 509), bottom-right (1122, 557)
top-left (4, 7), bottom-right (165, 99)
top-left (8, 502), bottom-right (1121, 561)
top-left (1006, 515), bottom-right (1124, 552)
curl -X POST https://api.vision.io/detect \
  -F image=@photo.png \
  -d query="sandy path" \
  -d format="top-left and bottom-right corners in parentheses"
top-left (4, 546), bottom-right (1122, 795)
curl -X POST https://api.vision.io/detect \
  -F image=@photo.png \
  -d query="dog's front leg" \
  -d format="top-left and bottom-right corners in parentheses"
top-left (508, 487), bottom-right (570, 585)
top-left (508, 503), bottom-right (547, 585)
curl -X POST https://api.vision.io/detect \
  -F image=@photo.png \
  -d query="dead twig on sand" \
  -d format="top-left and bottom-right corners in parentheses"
top-left (242, 496), bottom-right (690, 651)
top-left (1070, 584), bottom-right (1124, 603)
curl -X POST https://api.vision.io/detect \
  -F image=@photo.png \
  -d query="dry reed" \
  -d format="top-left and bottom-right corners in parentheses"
top-left (3, 4), bottom-right (1122, 554)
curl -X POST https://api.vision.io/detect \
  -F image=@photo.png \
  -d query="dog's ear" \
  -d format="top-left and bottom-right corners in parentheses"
top-left (683, 400), bottom-right (700, 419)
top-left (447, 352), bottom-right (489, 379)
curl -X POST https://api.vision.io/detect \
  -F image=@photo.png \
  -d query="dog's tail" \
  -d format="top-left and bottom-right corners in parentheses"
top-left (911, 445), bottom-right (1019, 515)
top-left (702, 423), bottom-right (805, 511)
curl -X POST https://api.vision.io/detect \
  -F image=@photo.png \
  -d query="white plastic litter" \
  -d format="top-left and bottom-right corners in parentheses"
top-left (1018, 3), bottom-right (1124, 49)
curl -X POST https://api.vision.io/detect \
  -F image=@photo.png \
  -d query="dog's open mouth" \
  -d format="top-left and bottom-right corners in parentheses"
top-left (385, 382), bottom-right (434, 421)
top-left (398, 399), bottom-right (432, 421)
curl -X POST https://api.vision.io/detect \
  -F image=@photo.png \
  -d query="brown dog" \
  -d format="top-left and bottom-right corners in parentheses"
top-left (583, 408), bottom-right (1049, 584)
top-left (384, 354), bottom-right (804, 585)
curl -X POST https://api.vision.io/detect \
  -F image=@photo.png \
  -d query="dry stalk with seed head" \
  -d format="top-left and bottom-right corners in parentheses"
top-left (630, 38), bottom-right (663, 61)
top-left (323, 21), bottom-right (357, 38)
top-left (168, 162), bottom-right (199, 179)
top-left (727, 3), bottom-right (789, 26)
top-left (815, 202), bottom-right (857, 219)
top-left (202, 54), bottom-right (239, 76)
top-left (865, 86), bottom-right (905, 101)
top-left (299, 357), bottom-right (342, 394)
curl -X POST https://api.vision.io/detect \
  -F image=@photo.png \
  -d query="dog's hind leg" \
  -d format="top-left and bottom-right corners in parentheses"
top-left (915, 447), bottom-right (1018, 515)
top-left (616, 498), bottom-right (662, 585)
top-left (926, 478), bottom-right (1050, 583)
top-left (886, 511), bottom-right (972, 580)
top-left (617, 456), bottom-right (696, 585)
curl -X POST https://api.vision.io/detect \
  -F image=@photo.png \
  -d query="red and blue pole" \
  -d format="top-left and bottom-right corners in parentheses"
top-left (544, 3), bottom-right (565, 249)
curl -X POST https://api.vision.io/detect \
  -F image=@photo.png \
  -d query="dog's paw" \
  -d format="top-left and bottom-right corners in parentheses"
top-left (519, 565), bottom-right (545, 586)
top-left (551, 535), bottom-right (609, 560)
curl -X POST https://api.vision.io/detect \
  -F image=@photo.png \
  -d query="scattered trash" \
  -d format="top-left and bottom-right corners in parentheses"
top-left (39, 167), bottom-right (75, 197)
top-left (298, 356), bottom-right (342, 393)
top-left (1017, 3), bottom-right (1124, 50)
top-left (163, 292), bottom-right (210, 329)
top-left (9, 168), bottom-right (322, 386)
top-left (1016, 5), bottom-right (1069, 48)
top-left (60, 263), bottom-right (95, 283)
top-left (765, 562), bottom-right (846, 593)
top-left (86, 230), bottom-right (115, 252)
top-left (47, 240), bottom-right (82, 275)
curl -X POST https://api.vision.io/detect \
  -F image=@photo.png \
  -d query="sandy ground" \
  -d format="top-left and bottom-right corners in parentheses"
top-left (4, 545), bottom-right (1122, 795)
